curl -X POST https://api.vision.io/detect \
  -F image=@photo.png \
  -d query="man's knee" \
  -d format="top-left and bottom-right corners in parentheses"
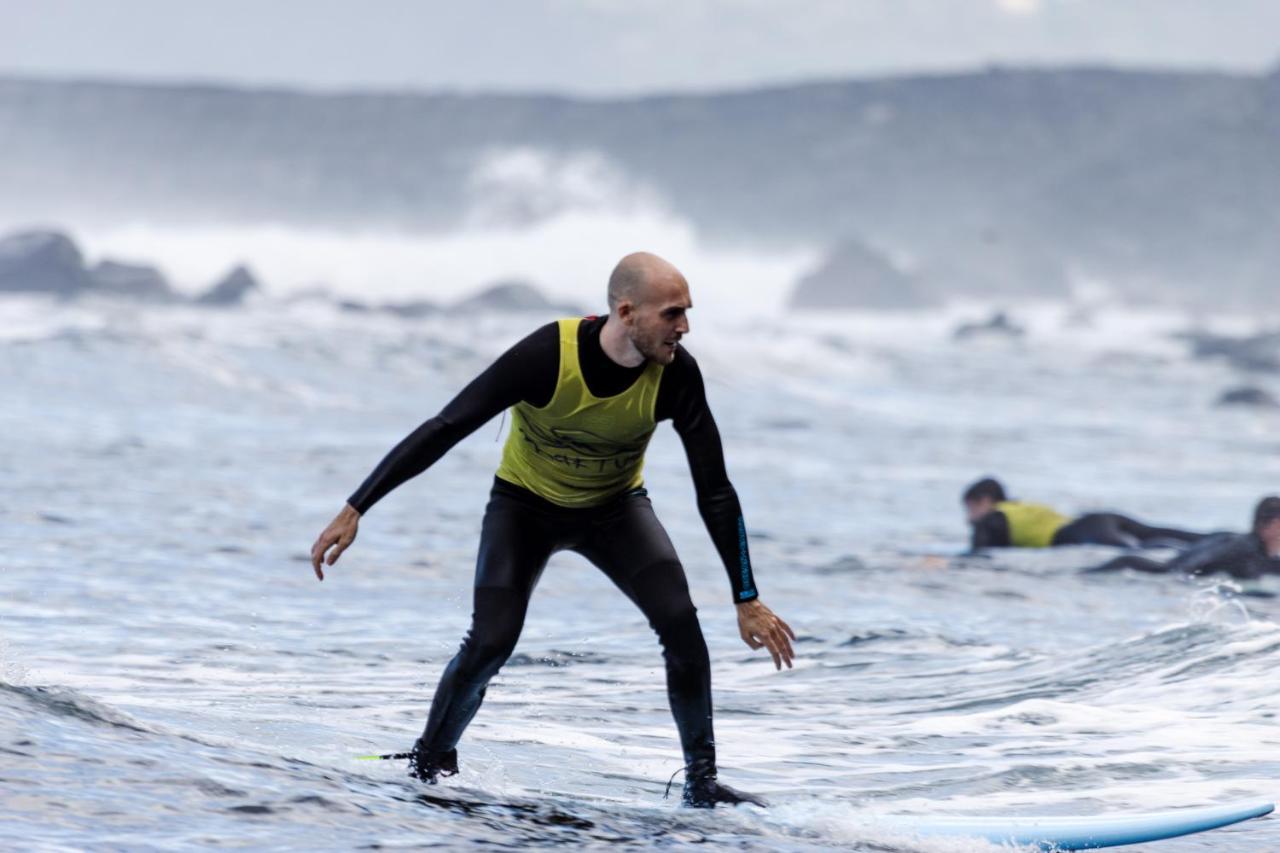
top-left (455, 629), bottom-right (520, 681)
top-left (656, 607), bottom-right (710, 674)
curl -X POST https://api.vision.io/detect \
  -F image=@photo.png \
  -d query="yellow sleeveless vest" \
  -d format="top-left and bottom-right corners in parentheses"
top-left (997, 500), bottom-right (1070, 548)
top-left (495, 318), bottom-right (664, 508)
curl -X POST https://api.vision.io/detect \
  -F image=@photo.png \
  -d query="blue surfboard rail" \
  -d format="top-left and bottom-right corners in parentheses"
top-left (880, 799), bottom-right (1274, 850)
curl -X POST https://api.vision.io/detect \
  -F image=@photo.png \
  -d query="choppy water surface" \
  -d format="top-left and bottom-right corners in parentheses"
top-left (3, 297), bottom-right (1279, 850)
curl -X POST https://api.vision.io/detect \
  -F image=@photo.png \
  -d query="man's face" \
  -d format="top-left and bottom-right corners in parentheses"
top-left (623, 276), bottom-right (691, 365)
top-left (964, 497), bottom-right (995, 523)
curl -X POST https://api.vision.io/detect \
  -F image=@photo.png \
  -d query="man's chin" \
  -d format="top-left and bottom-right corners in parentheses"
top-left (640, 343), bottom-right (679, 364)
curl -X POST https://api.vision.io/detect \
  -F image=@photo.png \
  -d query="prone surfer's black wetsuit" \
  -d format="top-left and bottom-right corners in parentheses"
top-left (1085, 532), bottom-right (1280, 579)
top-left (348, 316), bottom-right (757, 776)
top-left (1052, 513), bottom-right (1205, 548)
top-left (970, 511), bottom-right (1205, 550)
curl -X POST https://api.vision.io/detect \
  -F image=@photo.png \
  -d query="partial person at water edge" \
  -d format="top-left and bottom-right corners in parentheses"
top-left (962, 477), bottom-right (1207, 551)
top-left (311, 252), bottom-right (795, 808)
top-left (1084, 496), bottom-right (1280, 579)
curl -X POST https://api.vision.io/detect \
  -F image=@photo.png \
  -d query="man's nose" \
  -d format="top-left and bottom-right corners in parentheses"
top-left (677, 316), bottom-right (689, 334)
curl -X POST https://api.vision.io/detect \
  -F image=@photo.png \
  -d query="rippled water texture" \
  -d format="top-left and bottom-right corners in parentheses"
top-left (3, 298), bottom-right (1279, 850)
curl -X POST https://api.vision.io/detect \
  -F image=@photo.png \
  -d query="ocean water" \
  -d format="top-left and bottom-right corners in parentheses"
top-left (3, 295), bottom-right (1279, 851)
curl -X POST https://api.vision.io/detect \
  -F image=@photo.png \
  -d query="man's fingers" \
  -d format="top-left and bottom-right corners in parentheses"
top-left (760, 620), bottom-right (794, 669)
top-left (750, 631), bottom-right (783, 669)
top-left (310, 538), bottom-right (328, 580)
top-left (772, 626), bottom-right (795, 661)
top-left (740, 609), bottom-right (797, 666)
top-left (766, 630), bottom-right (793, 669)
top-left (768, 635), bottom-right (790, 668)
top-left (326, 533), bottom-right (352, 566)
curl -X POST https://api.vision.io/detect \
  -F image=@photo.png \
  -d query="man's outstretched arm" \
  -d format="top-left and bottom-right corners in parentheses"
top-left (969, 512), bottom-right (1010, 552)
top-left (666, 352), bottom-right (796, 669)
top-left (310, 322), bottom-right (558, 579)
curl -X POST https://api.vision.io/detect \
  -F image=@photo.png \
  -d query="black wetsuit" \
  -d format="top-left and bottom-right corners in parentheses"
top-left (348, 316), bottom-right (758, 775)
top-left (970, 511), bottom-right (1205, 550)
top-left (1086, 532), bottom-right (1280, 579)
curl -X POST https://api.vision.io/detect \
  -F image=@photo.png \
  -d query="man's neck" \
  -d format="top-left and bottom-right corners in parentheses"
top-left (599, 315), bottom-right (645, 368)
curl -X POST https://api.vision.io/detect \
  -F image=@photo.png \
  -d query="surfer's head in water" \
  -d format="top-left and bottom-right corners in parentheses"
top-left (962, 476), bottom-right (1007, 523)
top-left (1254, 496), bottom-right (1280, 556)
top-left (602, 251), bottom-right (691, 367)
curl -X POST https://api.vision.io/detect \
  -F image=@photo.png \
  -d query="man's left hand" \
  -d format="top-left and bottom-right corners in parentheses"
top-left (736, 599), bottom-right (796, 670)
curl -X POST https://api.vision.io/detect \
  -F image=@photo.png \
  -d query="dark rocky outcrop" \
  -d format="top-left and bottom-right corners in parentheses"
top-left (1178, 330), bottom-right (1280, 373)
top-left (381, 300), bottom-right (438, 318)
top-left (1216, 386), bottom-right (1279, 408)
top-left (338, 298), bottom-right (439, 318)
top-left (450, 280), bottom-right (581, 314)
top-left (89, 259), bottom-right (175, 301)
top-left (952, 311), bottom-right (1026, 341)
top-left (195, 264), bottom-right (262, 306)
top-left (791, 239), bottom-right (926, 310)
top-left (0, 230), bottom-right (94, 296)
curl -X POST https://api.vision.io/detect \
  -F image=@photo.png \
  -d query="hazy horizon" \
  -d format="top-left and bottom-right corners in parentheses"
top-left (3, 0), bottom-right (1277, 98)
top-left (1, 54), bottom-right (1275, 102)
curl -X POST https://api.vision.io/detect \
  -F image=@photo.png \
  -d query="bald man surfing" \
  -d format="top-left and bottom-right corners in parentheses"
top-left (311, 253), bottom-right (794, 808)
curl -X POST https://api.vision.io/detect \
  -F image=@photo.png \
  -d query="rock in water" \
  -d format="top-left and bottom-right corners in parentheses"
top-left (1216, 386), bottom-right (1279, 408)
top-left (451, 280), bottom-right (581, 314)
top-left (380, 300), bottom-right (438, 318)
top-left (1179, 330), bottom-right (1280, 373)
top-left (0, 229), bottom-right (94, 296)
top-left (952, 311), bottom-right (1026, 341)
top-left (90, 260), bottom-right (176, 301)
top-left (196, 264), bottom-right (262, 306)
top-left (790, 239), bottom-right (926, 310)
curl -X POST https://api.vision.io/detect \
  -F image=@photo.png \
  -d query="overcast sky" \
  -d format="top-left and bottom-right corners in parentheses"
top-left (2, 0), bottom-right (1277, 96)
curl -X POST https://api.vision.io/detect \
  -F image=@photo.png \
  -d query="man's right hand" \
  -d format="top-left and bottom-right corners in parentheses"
top-left (311, 503), bottom-right (361, 581)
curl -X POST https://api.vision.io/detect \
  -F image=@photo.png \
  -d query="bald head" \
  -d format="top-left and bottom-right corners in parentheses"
top-left (607, 252), bottom-right (687, 312)
top-left (600, 251), bottom-right (692, 366)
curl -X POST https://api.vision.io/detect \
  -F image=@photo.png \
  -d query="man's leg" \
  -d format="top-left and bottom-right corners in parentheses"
top-left (1112, 514), bottom-right (1206, 548)
top-left (1056, 512), bottom-right (1204, 549)
top-left (576, 493), bottom-right (713, 771)
top-left (1080, 554), bottom-right (1171, 574)
top-left (576, 491), bottom-right (763, 807)
top-left (413, 489), bottom-right (558, 780)
top-left (1054, 513), bottom-right (1134, 547)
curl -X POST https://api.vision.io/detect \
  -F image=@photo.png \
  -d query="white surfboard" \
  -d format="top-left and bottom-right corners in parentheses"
top-left (878, 799), bottom-right (1273, 850)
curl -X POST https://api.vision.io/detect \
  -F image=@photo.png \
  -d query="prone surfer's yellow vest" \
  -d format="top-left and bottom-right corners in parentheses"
top-left (495, 317), bottom-right (664, 508)
top-left (996, 500), bottom-right (1070, 548)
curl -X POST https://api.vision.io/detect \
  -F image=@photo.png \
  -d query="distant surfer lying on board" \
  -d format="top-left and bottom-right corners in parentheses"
top-left (962, 477), bottom-right (1207, 551)
top-left (1084, 496), bottom-right (1280, 578)
top-left (311, 252), bottom-right (794, 808)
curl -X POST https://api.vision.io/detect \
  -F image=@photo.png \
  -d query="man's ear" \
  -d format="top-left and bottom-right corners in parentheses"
top-left (616, 300), bottom-right (634, 325)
